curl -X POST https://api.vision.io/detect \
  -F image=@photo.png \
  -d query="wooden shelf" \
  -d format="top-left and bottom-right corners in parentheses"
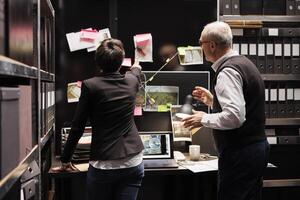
top-left (261, 74), bottom-right (300, 81)
top-left (263, 179), bottom-right (300, 188)
top-left (41, 127), bottom-right (54, 149)
top-left (0, 56), bottom-right (55, 81)
top-left (0, 56), bottom-right (38, 79)
top-left (41, 70), bottom-right (55, 82)
top-left (220, 15), bottom-right (300, 23)
top-left (266, 118), bottom-right (300, 126)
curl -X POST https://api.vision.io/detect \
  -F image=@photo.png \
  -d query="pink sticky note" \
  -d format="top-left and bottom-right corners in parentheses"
top-left (77, 81), bottom-right (82, 87)
top-left (80, 29), bottom-right (98, 42)
top-left (136, 39), bottom-right (149, 47)
top-left (134, 106), bottom-right (142, 116)
top-left (135, 33), bottom-right (151, 47)
top-left (122, 58), bottom-right (132, 67)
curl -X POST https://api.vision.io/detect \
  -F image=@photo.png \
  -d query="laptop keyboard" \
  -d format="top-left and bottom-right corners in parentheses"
top-left (144, 159), bottom-right (178, 169)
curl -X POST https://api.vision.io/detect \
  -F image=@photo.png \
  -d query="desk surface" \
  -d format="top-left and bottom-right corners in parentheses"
top-left (49, 155), bottom-right (218, 178)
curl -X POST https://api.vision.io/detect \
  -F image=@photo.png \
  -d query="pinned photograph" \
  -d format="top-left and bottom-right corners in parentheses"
top-left (177, 46), bottom-right (203, 65)
top-left (134, 33), bottom-right (153, 62)
top-left (144, 85), bottom-right (179, 112)
top-left (67, 81), bottom-right (82, 103)
top-left (170, 105), bottom-right (192, 142)
top-left (66, 28), bottom-right (111, 52)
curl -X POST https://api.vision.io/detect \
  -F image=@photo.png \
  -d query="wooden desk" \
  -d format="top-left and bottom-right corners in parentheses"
top-left (49, 158), bottom-right (300, 200)
top-left (49, 158), bottom-right (218, 200)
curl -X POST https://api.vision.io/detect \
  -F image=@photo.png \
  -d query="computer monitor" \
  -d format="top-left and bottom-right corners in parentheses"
top-left (134, 71), bottom-right (210, 132)
top-left (139, 131), bottom-right (173, 159)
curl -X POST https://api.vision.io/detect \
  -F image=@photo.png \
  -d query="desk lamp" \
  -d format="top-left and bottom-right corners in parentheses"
top-left (176, 95), bottom-right (193, 119)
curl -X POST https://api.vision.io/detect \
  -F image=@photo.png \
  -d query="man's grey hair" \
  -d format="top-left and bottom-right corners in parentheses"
top-left (202, 21), bottom-right (233, 49)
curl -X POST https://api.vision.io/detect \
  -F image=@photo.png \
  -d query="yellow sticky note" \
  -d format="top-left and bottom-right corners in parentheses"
top-left (177, 47), bottom-right (186, 55)
top-left (158, 105), bottom-right (168, 112)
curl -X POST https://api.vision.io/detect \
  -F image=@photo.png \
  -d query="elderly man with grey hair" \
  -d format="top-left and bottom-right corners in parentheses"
top-left (183, 21), bottom-right (269, 200)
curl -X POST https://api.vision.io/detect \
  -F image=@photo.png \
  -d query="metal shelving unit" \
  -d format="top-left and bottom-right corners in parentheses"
top-left (220, 15), bottom-right (300, 23)
top-left (0, 56), bottom-right (38, 79)
top-left (0, 56), bottom-right (55, 82)
top-left (0, 145), bottom-right (39, 200)
top-left (0, 0), bottom-right (55, 199)
top-left (266, 118), bottom-right (300, 126)
top-left (261, 74), bottom-right (300, 81)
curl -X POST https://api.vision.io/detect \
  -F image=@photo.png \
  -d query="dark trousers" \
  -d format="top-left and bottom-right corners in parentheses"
top-left (218, 140), bottom-right (270, 200)
top-left (86, 162), bottom-right (144, 200)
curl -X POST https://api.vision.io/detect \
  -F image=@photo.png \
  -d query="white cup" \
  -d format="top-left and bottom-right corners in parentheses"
top-left (189, 145), bottom-right (200, 161)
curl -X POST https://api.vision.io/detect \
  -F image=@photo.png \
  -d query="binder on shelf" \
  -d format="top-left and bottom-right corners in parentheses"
top-left (257, 42), bottom-right (266, 73)
top-left (279, 28), bottom-right (297, 37)
top-left (19, 85), bottom-right (32, 160)
top-left (286, 0), bottom-right (296, 15)
top-left (240, 0), bottom-right (263, 15)
top-left (266, 42), bottom-right (274, 74)
top-left (278, 87), bottom-right (287, 118)
top-left (265, 87), bottom-right (270, 118)
top-left (0, 87), bottom-right (20, 179)
top-left (294, 88), bottom-right (300, 117)
top-left (240, 43), bottom-right (248, 56)
top-left (233, 43), bottom-right (240, 54)
top-left (41, 82), bottom-right (45, 136)
top-left (231, 0), bottom-right (240, 15)
top-left (269, 87), bottom-right (278, 118)
top-left (222, 0), bottom-right (232, 15)
top-left (292, 58), bottom-right (300, 74)
top-left (283, 38), bottom-right (292, 74)
top-left (263, 0), bottom-right (286, 15)
top-left (286, 87), bottom-right (295, 117)
top-left (274, 41), bottom-right (283, 74)
top-left (292, 38), bottom-right (300, 73)
top-left (296, 0), bottom-right (300, 14)
top-left (248, 38), bottom-right (257, 67)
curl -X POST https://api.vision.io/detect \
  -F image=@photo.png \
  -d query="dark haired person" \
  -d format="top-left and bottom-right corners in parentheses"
top-left (182, 22), bottom-right (269, 200)
top-left (55, 38), bottom-right (144, 200)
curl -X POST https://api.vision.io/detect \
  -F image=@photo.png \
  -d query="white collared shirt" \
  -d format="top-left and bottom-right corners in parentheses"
top-left (89, 151), bottom-right (143, 170)
top-left (201, 50), bottom-right (246, 130)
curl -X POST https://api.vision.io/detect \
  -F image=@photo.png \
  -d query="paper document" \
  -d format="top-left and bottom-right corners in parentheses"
top-left (170, 105), bottom-right (192, 142)
top-left (134, 33), bottom-right (153, 62)
top-left (67, 81), bottom-right (82, 103)
top-left (66, 28), bottom-right (111, 52)
top-left (74, 163), bottom-right (89, 171)
top-left (179, 158), bottom-right (218, 173)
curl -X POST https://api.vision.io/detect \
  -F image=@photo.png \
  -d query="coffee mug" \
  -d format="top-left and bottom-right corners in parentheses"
top-left (189, 145), bottom-right (200, 161)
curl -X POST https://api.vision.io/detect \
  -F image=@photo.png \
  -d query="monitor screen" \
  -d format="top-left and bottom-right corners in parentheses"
top-left (139, 131), bottom-right (173, 159)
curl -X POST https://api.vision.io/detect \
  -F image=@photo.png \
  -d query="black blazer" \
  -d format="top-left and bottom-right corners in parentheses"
top-left (61, 67), bottom-right (144, 163)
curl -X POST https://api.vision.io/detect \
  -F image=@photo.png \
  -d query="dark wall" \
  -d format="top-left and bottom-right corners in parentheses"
top-left (53, 0), bottom-right (110, 153)
top-left (52, 0), bottom-right (216, 154)
top-left (118, 0), bottom-right (217, 70)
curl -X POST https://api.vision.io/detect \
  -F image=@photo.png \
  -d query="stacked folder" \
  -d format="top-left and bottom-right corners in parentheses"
top-left (221, 0), bottom-right (300, 15)
top-left (61, 127), bottom-right (91, 163)
top-left (265, 83), bottom-right (300, 118)
top-left (231, 27), bottom-right (300, 75)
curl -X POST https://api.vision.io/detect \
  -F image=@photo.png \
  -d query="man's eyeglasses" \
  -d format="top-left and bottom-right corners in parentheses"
top-left (199, 40), bottom-right (210, 47)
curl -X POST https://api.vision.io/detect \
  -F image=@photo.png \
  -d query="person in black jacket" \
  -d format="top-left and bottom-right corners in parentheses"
top-left (54, 38), bottom-right (144, 200)
top-left (182, 21), bottom-right (269, 200)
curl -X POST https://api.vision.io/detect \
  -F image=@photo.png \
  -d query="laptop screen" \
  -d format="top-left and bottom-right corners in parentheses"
top-left (139, 131), bottom-right (174, 159)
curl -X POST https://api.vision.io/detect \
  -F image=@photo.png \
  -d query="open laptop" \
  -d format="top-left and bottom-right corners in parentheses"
top-left (139, 131), bottom-right (178, 169)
